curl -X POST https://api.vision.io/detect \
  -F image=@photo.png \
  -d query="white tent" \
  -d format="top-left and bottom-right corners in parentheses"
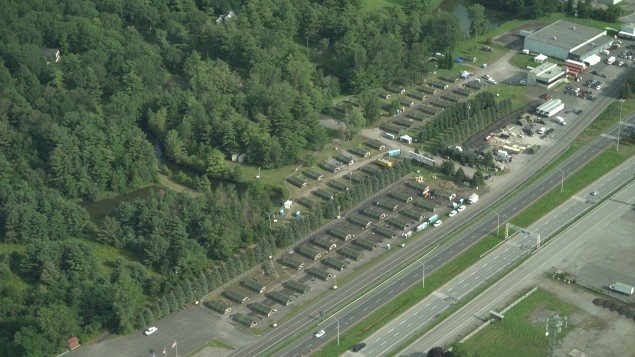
top-left (534, 53), bottom-right (547, 63)
top-left (400, 135), bottom-right (413, 144)
top-left (583, 54), bottom-right (601, 66)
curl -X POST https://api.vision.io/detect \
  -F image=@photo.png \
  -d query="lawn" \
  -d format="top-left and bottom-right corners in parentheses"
top-left (456, 288), bottom-right (577, 357)
top-left (312, 234), bottom-right (501, 356)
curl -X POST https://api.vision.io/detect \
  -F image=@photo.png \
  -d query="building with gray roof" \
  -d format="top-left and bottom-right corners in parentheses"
top-left (523, 20), bottom-right (611, 61)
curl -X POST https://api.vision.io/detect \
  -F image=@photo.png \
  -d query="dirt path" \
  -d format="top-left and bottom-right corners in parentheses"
top-left (158, 174), bottom-right (201, 197)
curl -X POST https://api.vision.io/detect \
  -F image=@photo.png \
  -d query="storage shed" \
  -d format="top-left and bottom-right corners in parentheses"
top-left (349, 147), bottom-right (371, 158)
top-left (267, 291), bottom-right (294, 306)
top-left (430, 81), bottom-right (449, 90)
top-left (329, 227), bottom-right (353, 241)
top-left (208, 300), bottom-right (232, 314)
top-left (320, 162), bottom-right (341, 173)
top-left (241, 279), bottom-right (266, 294)
top-left (329, 180), bottom-right (349, 192)
top-left (313, 237), bottom-right (337, 251)
top-left (453, 88), bottom-right (472, 97)
top-left (297, 245), bottom-right (322, 260)
top-left (287, 176), bottom-right (307, 188)
top-left (372, 225), bottom-right (395, 238)
top-left (365, 140), bottom-right (387, 150)
top-left (376, 199), bottom-right (399, 212)
top-left (298, 197), bottom-right (317, 209)
top-left (386, 217), bottom-right (411, 230)
top-left (362, 207), bottom-right (386, 220)
top-left (347, 173), bottom-right (366, 184)
top-left (280, 255), bottom-right (305, 270)
top-left (361, 164), bottom-right (382, 176)
top-left (304, 169), bottom-right (324, 181)
top-left (418, 106), bottom-right (438, 116)
top-left (306, 267), bottom-right (333, 281)
top-left (401, 208), bottom-right (425, 221)
top-left (338, 247), bottom-right (362, 261)
top-left (389, 191), bottom-right (413, 203)
top-left (284, 280), bottom-right (311, 294)
top-left (334, 154), bottom-right (355, 166)
top-left (348, 215), bottom-right (372, 228)
top-left (224, 290), bottom-right (249, 304)
top-left (419, 86), bottom-right (437, 94)
top-left (313, 188), bottom-right (334, 201)
top-left (322, 256), bottom-right (348, 271)
top-left (232, 313), bottom-right (257, 328)
top-left (353, 238), bottom-right (376, 251)
top-left (250, 302), bottom-right (277, 317)
top-left (407, 181), bottom-right (430, 196)
top-left (435, 189), bottom-right (456, 201)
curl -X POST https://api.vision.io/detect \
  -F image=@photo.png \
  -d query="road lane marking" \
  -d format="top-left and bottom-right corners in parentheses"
top-left (458, 279), bottom-right (465, 284)
top-left (482, 263), bottom-right (488, 267)
top-left (389, 328), bottom-right (394, 333)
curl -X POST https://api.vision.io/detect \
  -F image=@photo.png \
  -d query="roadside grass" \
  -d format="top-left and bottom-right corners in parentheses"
top-left (456, 288), bottom-right (577, 357)
top-left (187, 338), bottom-right (235, 356)
top-left (312, 234), bottom-right (501, 356)
top-left (511, 148), bottom-right (631, 227)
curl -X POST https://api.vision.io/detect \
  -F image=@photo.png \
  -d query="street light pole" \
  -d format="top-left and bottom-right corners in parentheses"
top-left (558, 169), bottom-right (564, 193)
top-left (333, 317), bottom-right (340, 346)
top-left (619, 99), bottom-right (624, 151)
top-left (420, 263), bottom-right (425, 289)
top-left (495, 213), bottom-right (500, 237)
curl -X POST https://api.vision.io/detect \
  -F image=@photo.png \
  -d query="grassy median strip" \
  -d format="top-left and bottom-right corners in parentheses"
top-left (511, 149), bottom-right (630, 227)
top-left (313, 234), bottom-right (500, 356)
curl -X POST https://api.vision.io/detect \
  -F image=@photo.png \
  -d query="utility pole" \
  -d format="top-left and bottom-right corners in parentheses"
top-left (617, 99), bottom-right (625, 151)
top-left (558, 169), bottom-right (564, 193)
top-left (421, 263), bottom-right (426, 289)
top-left (546, 314), bottom-right (567, 357)
top-left (495, 212), bottom-right (500, 237)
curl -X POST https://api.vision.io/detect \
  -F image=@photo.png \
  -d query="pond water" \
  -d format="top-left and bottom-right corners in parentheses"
top-left (439, 0), bottom-right (509, 37)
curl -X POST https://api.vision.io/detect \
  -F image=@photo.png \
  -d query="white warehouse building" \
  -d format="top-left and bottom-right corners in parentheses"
top-left (527, 62), bottom-right (566, 89)
top-left (524, 20), bottom-right (613, 62)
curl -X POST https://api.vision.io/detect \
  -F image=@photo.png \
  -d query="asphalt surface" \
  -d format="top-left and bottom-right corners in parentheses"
top-left (235, 76), bottom-right (632, 356)
top-left (399, 164), bottom-right (635, 356)
top-left (366, 157), bottom-right (635, 356)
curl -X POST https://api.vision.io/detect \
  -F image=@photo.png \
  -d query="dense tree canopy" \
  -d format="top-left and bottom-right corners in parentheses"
top-left (0, 0), bottom-right (463, 354)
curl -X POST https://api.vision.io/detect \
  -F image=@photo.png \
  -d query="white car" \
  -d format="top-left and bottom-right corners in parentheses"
top-left (433, 220), bottom-right (443, 227)
top-left (457, 205), bottom-right (466, 212)
top-left (448, 210), bottom-right (458, 217)
top-left (315, 330), bottom-right (326, 338)
top-left (520, 79), bottom-right (527, 85)
top-left (144, 327), bottom-right (158, 335)
top-left (482, 74), bottom-right (492, 80)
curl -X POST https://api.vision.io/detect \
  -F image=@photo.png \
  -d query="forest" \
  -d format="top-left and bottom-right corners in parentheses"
top-left (0, 0), bottom-right (466, 354)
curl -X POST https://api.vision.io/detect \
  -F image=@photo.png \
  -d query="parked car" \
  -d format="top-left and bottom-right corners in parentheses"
top-left (520, 79), bottom-right (527, 85)
top-left (433, 220), bottom-right (443, 227)
top-left (315, 330), bottom-right (326, 338)
top-left (457, 205), bottom-right (466, 212)
top-left (144, 327), bottom-right (158, 335)
top-left (454, 57), bottom-right (464, 63)
top-left (448, 210), bottom-right (458, 217)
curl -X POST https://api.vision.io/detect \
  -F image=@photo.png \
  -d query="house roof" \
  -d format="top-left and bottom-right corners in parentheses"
top-left (306, 267), bottom-right (332, 280)
top-left (208, 300), bottom-right (231, 314)
top-left (338, 247), bottom-right (362, 260)
top-left (284, 280), bottom-right (311, 293)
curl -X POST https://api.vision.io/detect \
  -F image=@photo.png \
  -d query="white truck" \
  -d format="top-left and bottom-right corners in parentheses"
top-left (554, 116), bottom-right (566, 125)
top-left (607, 56), bottom-right (616, 65)
top-left (496, 149), bottom-right (511, 163)
top-left (467, 193), bottom-right (479, 204)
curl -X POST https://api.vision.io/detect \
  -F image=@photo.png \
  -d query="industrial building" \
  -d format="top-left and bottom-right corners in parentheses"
top-left (526, 62), bottom-right (566, 89)
top-left (524, 20), bottom-right (613, 62)
top-left (619, 23), bottom-right (635, 39)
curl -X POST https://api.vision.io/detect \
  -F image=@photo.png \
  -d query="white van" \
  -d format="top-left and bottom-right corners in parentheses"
top-left (537, 127), bottom-right (546, 135)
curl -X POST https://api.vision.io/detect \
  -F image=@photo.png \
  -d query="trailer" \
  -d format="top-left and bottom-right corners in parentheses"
top-left (375, 158), bottom-right (393, 169)
top-left (609, 282), bottom-right (634, 295)
top-left (536, 99), bottom-right (564, 117)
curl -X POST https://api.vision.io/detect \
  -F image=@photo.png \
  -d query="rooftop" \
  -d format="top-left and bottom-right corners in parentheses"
top-left (570, 35), bottom-right (614, 56)
top-left (526, 20), bottom-right (605, 50)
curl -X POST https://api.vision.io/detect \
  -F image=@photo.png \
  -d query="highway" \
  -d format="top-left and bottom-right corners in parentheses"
top-left (363, 156), bottom-right (635, 356)
top-left (399, 160), bottom-right (635, 355)
top-left (235, 78), bottom-right (632, 356)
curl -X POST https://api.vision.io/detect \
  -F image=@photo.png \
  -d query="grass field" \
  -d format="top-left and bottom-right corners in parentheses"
top-left (456, 288), bottom-right (577, 357)
top-left (313, 234), bottom-right (501, 356)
